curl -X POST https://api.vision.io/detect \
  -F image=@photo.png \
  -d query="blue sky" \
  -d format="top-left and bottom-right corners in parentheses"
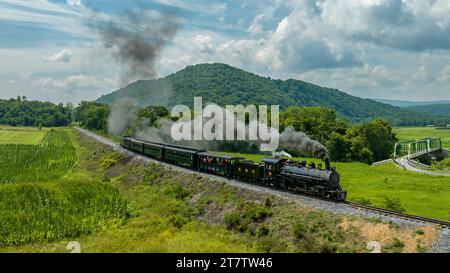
top-left (1, 0), bottom-right (450, 103)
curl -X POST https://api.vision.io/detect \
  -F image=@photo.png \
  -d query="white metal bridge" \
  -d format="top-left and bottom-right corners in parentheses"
top-left (394, 137), bottom-right (442, 159)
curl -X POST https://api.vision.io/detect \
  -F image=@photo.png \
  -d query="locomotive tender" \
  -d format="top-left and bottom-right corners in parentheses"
top-left (121, 136), bottom-right (346, 201)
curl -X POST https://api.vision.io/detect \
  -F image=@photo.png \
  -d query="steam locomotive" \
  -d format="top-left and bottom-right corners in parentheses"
top-left (120, 136), bottom-right (347, 201)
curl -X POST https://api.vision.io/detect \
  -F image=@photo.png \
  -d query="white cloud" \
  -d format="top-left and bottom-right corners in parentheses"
top-left (67, 0), bottom-right (83, 7)
top-left (254, 12), bottom-right (362, 72)
top-left (218, 2), bottom-right (228, 13)
top-left (247, 13), bottom-right (266, 35)
top-left (36, 74), bottom-right (115, 91)
top-left (43, 49), bottom-right (73, 63)
top-left (30, 74), bottom-right (118, 103)
top-left (437, 65), bottom-right (450, 83)
top-left (194, 35), bottom-right (214, 54)
top-left (298, 64), bottom-right (401, 98)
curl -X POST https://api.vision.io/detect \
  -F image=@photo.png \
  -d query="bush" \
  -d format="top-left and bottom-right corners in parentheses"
top-left (292, 221), bottom-right (309, 240)
top-left (352, 197), bottom-right (372, 206)
top-left (224, 203), bottom-right (272, 233)
top-left (244, 204), bottom-right (272, 222)
top-left (100, 155), bottom-right (118, 168)
top-left (165, 184), bottom-right (191, 200)
top-left (360, 147), bottom-right (374, 165)
top-left (169, 215), bottom-right (190, 229)
top-left (256, 224), bottom-right (270, 237)
top-left (418, 155), bottom-right (432, 165)
top-left (382, 237), bottom-right (405, 253)
top-left (383, 197), bottom-right (406, 213)
top-left (224, 212), bottom-right (244, 231)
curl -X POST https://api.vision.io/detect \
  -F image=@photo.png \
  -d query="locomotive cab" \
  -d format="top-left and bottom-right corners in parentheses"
top-left (262, 158), bottom-right (287, 178)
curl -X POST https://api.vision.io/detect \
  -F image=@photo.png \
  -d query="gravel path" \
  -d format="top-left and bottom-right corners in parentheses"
top-left (75, 127), bottom-right (450, 253)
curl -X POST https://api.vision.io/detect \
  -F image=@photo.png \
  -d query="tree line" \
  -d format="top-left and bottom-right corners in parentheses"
top-left (74, 102), bottom-right (397, 164)
top-left (0, 97), bottom-right (72, 127)
top-left (280, 106), bottom-right (397, 164)
top-left (0, 98), bottom-right (397, 164)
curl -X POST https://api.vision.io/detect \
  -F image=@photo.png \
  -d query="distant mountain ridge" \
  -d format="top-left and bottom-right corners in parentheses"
top-left (404, 103), bottom-right (450, 118)
top-left (96, 63), bottom-right (449, 125)
top-left (373, 99), bottom-right (450, 107)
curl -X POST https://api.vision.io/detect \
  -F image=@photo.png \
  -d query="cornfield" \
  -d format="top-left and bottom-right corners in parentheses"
top-left (0, 129), bottom-right (128, 247)
top-left (0, 181), bottom-right (128, 247)
top-left (0, 130), bottom-right (77, 183)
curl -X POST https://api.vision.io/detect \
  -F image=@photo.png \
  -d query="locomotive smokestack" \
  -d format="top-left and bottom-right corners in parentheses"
top-left (325, 158), bottom-right (330, 170)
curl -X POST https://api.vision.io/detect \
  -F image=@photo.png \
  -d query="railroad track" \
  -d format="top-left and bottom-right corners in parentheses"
top-left (345, 201), bottom-right (450, 228)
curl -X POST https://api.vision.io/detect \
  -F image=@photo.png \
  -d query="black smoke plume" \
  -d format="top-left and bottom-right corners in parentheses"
top-left (91, 9), bottom-right (178, 86)
top-left (279, 126), bottom-right (330, 160)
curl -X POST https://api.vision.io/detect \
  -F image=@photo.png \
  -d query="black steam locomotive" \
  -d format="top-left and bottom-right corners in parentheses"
top-left (121, 136), bottom-right (347, 201)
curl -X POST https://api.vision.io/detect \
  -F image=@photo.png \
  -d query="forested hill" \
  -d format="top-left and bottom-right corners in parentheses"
top-left (96, 63), bottom-right (448, 125)
top-left (404, 103), bottom-right (450, 118)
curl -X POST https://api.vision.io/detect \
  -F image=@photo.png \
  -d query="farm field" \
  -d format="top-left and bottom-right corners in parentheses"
top-left (0, 126), bottom-right (47, 145)
top-left (0, 130), bottom-right (77, 182)
top-left (217, 151), bottom-right (450, 221)
top-left (0, 128), bottom-right (127, 248)
top-left (394, 127), bottom-right (450, 149)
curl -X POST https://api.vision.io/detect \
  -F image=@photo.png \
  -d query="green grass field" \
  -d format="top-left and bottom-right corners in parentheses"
top-left (217, 151), bottom-right (450, 221)
top-left (0, 126), bottom-right (47, 145)
top-left (394, 127), bottom-right (450, 149)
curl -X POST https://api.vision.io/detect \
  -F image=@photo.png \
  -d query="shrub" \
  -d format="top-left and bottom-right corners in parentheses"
top-left (224, 203), bottom-right (272, 233)
top-left (244, 204), bottom-right (272, 222)
top-left (100, 155), bottom-right (118, 168)
top-left (224, 212), bottom-right (243, 231)
top-left (292, 221), bottom-right (309, 240)
top-left (382, 237), bottom-right (405, 253)
top-left (169, 215), bottom-right (190, 229)
top-left (383, 197), bottom-right (406, 213)
top-left (256, 224), bottom-right (270, 237)
top-left (165, 184), bottom-right (191, 200)
top-left (352, 197), bottom-right (372, 206)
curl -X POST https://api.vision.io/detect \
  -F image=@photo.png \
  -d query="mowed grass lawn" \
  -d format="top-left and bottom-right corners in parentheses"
top-left (217, 151), bottom-right (450, 221)
top-left (0, 126), bottom-right (47, 145)
top-left (394, 127), bottom-right (450, 149)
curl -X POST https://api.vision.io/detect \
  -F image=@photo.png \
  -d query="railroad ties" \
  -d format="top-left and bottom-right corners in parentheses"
top-left (345, 201), bottom-right (450, 228)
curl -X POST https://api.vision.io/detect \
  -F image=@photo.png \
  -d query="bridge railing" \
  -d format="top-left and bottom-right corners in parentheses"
top-left (394, 137), bottom-right (442, 159)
